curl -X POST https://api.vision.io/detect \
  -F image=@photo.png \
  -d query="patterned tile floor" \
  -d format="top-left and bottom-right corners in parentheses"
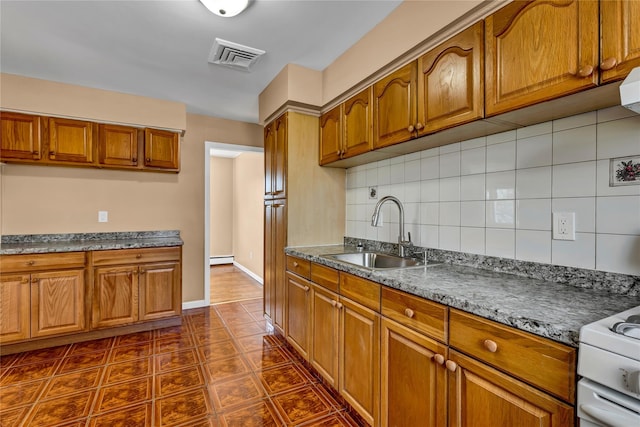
top-left (0, 298), bottom-right (363, 426)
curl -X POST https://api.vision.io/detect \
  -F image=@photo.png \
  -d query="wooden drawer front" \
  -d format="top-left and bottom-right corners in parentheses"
top-left (310, 263), bottom-right (339, 293)
top-left (449, 309), bottom-right (576, 403)
top-left (92, 247), bottom-right (181, 266)
top-left (1, 252), bottom-right (86, 273)
top-left (381, 287), bottom-right (448, 343)
top-left (339, 273), bottom-right (380, 312)
top-left (286, 255), bottom-right (310, 279)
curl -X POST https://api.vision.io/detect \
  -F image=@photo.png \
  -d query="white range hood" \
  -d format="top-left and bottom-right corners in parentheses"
top-left (620, 66), bottom-right (640, 114)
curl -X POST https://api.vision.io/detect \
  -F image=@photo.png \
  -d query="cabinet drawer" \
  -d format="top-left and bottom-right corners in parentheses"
top-left (381, 287), bottom-right (447, 343)
top-left (339, 273), bottom-right (380, 311)
top-left (310, 263), bottom-right (339, 293)
top-left (1, 252), bottom-right (86, 273)
top-left (449, 309), bottom-right (576, 403)
top-left (92, 247), bottom-right (181, 266)
top-left (286, 255), bottom-right (310, 279)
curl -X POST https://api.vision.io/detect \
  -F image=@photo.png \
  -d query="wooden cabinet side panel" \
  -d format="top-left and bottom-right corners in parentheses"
top-left (600, 0), bottom-right (640, 83)
top-left (448, 350), bottom-right (574, 427)
top-left (92, 266), bottom-right (139, 328)
top-left (0, 274), bottom-right (31, 343)
top-left (485, 0), bottom-right (599, 116)
top-left (343, 87), bottom-right (373, 158)
top-left (31, 269), bottom-right (85, 337)
top-left (0, 112), bottom-right (42, 160)
top-left (48, 117), bottom-right (94, 163)
top-left (139, 261), bottom-right (181, 321)
top-left (319, 105), bottom-right (342, 165)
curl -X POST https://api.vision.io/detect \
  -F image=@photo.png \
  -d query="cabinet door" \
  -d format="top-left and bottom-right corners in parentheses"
top-left (381, 318), bottom-right (447, 427)
top-left (0, 112), bottom-right (41, 161)
top-left (48, 117), bottom-right (94, 163)
top-left (98, 124), bottom-right (140, 168)
top-left (264, 200), bottom-right (287, 334)
top-left (285, 272), bottom-right (311, 360)
top-left (448, 350), bottom-right (574, 427)
top-left (139, 261), bottom-right (181, 321)
top-left (339, 297), bottom-right (380, 426)
top-left (600, 0), bottom-right (640, 83)
top-left (343, 87), bottom-right (373, 159)
top-left (92, 266), bottom-right (139, 328)
top-left (319, 104), bottom-right (342, 165)
top-left (264, 202), bottom-right (274, 321)
top-left (144, 128), bottom-right (179, 170)
top-left (485, 0), bottom-right (599, 116)
top-left (310, 284), bottom-right (340, 389)
top-left (417, 21), bottom-right (484, 135)
top-left (373, 62), bottom-right (417, 149)
top-left (264, 121), bottom-right (275, 197)
top-left (31, 269), bottom-right (85, 337)
top-left (272, 114), bottom-right (287, 198)
top-left (0, 274), bottom-right (31, 343)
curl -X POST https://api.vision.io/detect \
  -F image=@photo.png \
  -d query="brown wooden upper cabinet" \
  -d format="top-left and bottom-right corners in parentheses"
top-left (600, 0), bottom-right (640, 84)
top-left (373, 62), bottom-right (418, 149)
top-left (417, 21), bottom-right (484, 136)
top-left (0, 112), bottom-right (42, 161)
top-left (48, 117), bottom-right (95, 164)
top-left (98, 124), bottom-right (140, 168)
top-left (485, 0), bottom-right (599, 117)
top-left (264, 113), bottom-right (287, 199)
top-left (319, 87), bottom-right (374, 165)
top-left (144, 128), bottom-right (180, 171)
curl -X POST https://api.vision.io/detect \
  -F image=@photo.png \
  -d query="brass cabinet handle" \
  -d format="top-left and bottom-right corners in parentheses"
top-left (49, 151), bottom-right (56, 156)
top-left (330, 300), bottom-right (337, 307)
top-left (303, 286), bottom-right (310, 292)
top-left (404, 308), bottom-right (415, 318)
top-left (27, 260), bottom-right (35, 266)
top-left (433, 354), bottom-right (445, 365)
top-left (293, 261), bottom-right (299, 267)
top-left (132, 157), bottom-right (137, 163)
top-left (445, 360), bottom-right (458, 372)
top-left (136, 254), bottom-right (142, 258)
top-left (483, 339), bottom-right (498, 353)
top-left (600, 57), bottom-right (617, 71)
top-left (407, 125), bottom-right (415, 133)
top-left (140, 270), bottom-right (146, 274)
top-left (336, 150), bottom-right (341, 156)
top-left (577, 65), bottom-right (594, 77)
top-left (336, 302), bottom-right (343, 309)
top-left (146, 158), bottom-right (150, 162)
top-left (31, 278), bottom-right (39, 283)
top-left (415, 122), bottom-right (424, 130)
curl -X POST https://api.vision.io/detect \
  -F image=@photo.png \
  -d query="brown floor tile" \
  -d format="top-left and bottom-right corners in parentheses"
top-left (109, 341), bottom-right (153, 363)
top-left (272, 385), bottom-right (333, 425)
top-left (155, 388), bottom-right (213, 427)
top-left (226, 321), bottom-right (268, 339)
top-left (204, 355), bottom-right (251, 383)
top-left (114, 330), bottom-right (153, 347)
top-left (57, 350), bottom-right (110, 374)
top-left (197, 340), bottom-right (240, 362)
top-left (193, 327), bottom-right (233, 346)
top-left (103, 357), bottom-right (152, 385)
top-left (0, 378), bottom-right (47, 410)
top-left (88, 402), bottom-right (153, 426)
top-left (41, 367), bottom-right (103, 399)
top-left (256, 363), bottom-right (313, 395)
top-left (209, 373), bottom-right (266, 412)
top-left (0, 359), bottom-right (60, 386)
top-left (156, 349), bottom-right (199, 372)
top-left (0, 353), bottom-right (20, 369)
top-left (13, 345), bottom-right (69, 366)
top-left (93, 377), bottom-right (152, 414)
top-left (0, 405), bottom-right (32, 427)
top-left (218, 399), bottom-right (283, 427)
top-left (241, 300), bottom-right (264, 313)
top-left (68, 337), bottom-right (114, 355)
top-left (298, 412), bottom-right (363, 427)
top-left (222, 312), bottom-right (259, 327)
top-left (25, 390), bottom-right (95, 426)
top-left (156, 325), bottom-right (192, 339)
top-left (175, 416), bottom-right (220, 427)
top-left (234, 333), bottom-right (280, 353)
top-left (249, 310), bottom-right (266, 322)
top-left (156, 365), bottom-right (206, 397)
top-left (244, 346), bottom-right (294, 371)
top-left (156, 335), bottom-right (195, 354)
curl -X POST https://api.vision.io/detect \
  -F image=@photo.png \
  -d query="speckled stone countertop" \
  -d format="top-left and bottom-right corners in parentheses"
top-left (1, 230), bottom-right (183, 255)
top-left (286, 245), bottom-right (640, 348)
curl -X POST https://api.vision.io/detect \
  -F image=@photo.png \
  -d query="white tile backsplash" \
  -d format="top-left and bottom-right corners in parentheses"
top-left (346, 108), bottom-right (640, 275)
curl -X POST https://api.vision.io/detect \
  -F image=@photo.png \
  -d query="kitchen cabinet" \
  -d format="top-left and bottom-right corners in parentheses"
top-left (98, 124), bottom-right (140, 168)
top-left (144, 128), bottom-right (180, 171)
top-left (373, 62), bottom-right (418, 149)
top-left (447, 350), bottom-right (574, 427)
top-left (285, 271), bottom-right (312, 359)
top-left (0, 112), bottom-right (42, 161)
top-left (48, 117), bottom-right (95, 164)
top-left (600, 0), bottom-right (640, 83)
top-left (264, 113), bottom-right (287, 199)
top-left (91, 246), bottom-right (182, 329)
top-left (0, 252), bottom-right (87, 344)
top-left (417, 21), bottom-right (484, 135)
top-left (319, 105), bottom-right (342, 165)
top-left (310, 281), bottom-right (341, 389)
top-left (264, 199), bottom-right (287, 334)
top-left (485, 0), bottom-right (599, 116)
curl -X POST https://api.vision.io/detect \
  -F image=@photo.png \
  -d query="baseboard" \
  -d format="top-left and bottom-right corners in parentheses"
top-left (233, 261), bottom-right (264, 285)
top-left (182, 299), bottom-right (210, 310)
top-left (210, 256), bottom-right (233, 265)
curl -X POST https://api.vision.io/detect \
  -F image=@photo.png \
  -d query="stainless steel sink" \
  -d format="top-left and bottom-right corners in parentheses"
top-left (322, 251), bottom-right (436, 270)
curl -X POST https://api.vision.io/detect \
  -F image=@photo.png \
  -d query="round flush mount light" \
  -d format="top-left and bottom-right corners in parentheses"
top-left (200, 0), bottom-right (249, 17)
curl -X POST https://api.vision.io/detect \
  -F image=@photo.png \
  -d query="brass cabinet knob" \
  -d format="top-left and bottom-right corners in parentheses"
top-left (404, 308), bottom-right (415, 318)
top-left (577, 65), bottom-right (594, 77)
top-left (407, 125), bottom-right (415, 133)
top-left (433, 354), bottom-right (445, 365)
top-left (445, 360), bottom-right (458, 372)
top-left (483, 339), bottom-right (498, 353)
top-left (293, 261), bottom-right (299, 267)
top-left (415, 122), bottom-right (424, 130)
top-left (303, 286), bottom-right (310, 292)
top-left (600, 57), bottom-right (617, 71)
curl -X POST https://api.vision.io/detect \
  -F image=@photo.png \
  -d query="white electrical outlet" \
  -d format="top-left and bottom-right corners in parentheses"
top-left (553, 212), bottom-right (575, 240)
top-left (98, 211), bottom-right (109, 223)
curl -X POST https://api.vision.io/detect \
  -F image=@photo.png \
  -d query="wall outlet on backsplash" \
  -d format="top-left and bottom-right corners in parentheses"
top-left (553, 212), bottom-right (575, 240)
top-left (369, 186), bottom-right (378, 199)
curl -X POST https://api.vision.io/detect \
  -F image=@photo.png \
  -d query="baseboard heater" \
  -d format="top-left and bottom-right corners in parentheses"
top-left (210, 256), bottom-right (234, 265)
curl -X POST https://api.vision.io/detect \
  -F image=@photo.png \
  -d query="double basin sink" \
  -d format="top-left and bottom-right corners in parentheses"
top-left (322, 251), bottom-right (440, 271)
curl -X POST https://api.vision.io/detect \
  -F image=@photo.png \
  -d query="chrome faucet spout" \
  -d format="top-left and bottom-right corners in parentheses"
top-left (371, 195), bottom-right (412, 257)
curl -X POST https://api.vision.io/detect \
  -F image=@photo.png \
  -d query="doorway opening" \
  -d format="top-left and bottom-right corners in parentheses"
top-left (204, 141), bottom-right (264, 305)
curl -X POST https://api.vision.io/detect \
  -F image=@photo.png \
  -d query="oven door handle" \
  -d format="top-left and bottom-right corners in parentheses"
top-left (580, 403), bottom-right (639, 427)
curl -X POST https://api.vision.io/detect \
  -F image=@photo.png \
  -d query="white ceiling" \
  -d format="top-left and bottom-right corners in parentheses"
top-left (0, 0), bottom-right (402, 124)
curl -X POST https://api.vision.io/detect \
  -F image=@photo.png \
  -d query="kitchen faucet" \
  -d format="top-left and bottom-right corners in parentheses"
top-left (371, 195), bottom-right (412, 257)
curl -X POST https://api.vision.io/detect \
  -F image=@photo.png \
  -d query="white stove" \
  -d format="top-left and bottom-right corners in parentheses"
top-left (578, 305), bottom-right (640, 427)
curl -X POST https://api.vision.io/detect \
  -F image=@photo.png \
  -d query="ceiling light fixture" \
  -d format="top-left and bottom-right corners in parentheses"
top-left (200, 0), bottom-right (249, 17)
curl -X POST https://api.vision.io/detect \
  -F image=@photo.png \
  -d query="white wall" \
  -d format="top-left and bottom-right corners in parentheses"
top-left (346, 106), bottom-right (640, 275)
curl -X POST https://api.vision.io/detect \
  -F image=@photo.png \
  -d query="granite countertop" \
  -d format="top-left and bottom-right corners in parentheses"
top-left (0, 230), bottom-right (183, 255)
top-left (286, 245), bottom-right (640, 348)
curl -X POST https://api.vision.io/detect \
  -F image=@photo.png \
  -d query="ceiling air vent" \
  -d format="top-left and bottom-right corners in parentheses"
top-left (208, 38), bottom-right (265, 72)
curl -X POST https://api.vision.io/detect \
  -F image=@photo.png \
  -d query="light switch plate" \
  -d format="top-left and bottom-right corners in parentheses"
top-left (552, 212), bottom-right (575, 240)
top-left (98, 211), bottom-right (108, 223)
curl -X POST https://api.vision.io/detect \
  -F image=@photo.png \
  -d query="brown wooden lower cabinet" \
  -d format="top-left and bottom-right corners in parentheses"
top-left (310, 283), bottom-right (340, 389)
top-left (139, 261), bottom-right (181, 321)
top-left (285, 271), bottom-right (311, 359)
top-left (0, 274), bottom-right (31, 342)
top-left (92, 265), bottom-right (139, 328)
